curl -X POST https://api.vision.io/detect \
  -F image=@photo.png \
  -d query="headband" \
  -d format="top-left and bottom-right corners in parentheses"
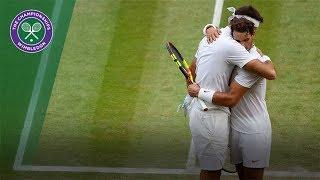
top-left (227, 7), bottom-right (260, 27)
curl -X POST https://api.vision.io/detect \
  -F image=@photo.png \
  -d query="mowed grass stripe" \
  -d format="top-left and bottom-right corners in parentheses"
top-left (34, 0), bottom-right (121, 165)
top-left (267, 0), bottom-right (320, 171)
top-left (125, 0), bottom-right (215, 168)
top-left (124, 1), bottom-right (190, 168)
top-left (89, 0), bottom-right (162, 166)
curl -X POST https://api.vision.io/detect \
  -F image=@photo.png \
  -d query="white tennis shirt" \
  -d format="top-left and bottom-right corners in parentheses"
top-left (231, 46), bottom-right (272, 134)
top-left (195, 26), bottom-right (271, 134)
top-left (194, 26), bottom-right (256, 114)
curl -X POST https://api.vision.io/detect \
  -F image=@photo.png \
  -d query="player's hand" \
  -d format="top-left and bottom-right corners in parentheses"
top-left (188, 83), bottom-right (200, 97)
top-left (206, 26), bottom-right (221, 43)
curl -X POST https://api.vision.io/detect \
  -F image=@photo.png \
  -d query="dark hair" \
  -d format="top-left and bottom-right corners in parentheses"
top-left (230, 18), bottom-right (255, 35)
top-left (230, 5), bottom-right (263, 35)
top-left (235, 5), bottom-right (264, 23)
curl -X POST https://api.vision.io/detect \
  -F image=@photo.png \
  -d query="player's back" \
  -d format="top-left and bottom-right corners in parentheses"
top-left (195, 32), bottom-right (235, 94)
top-left (194, 27), bottom-right (255, 112)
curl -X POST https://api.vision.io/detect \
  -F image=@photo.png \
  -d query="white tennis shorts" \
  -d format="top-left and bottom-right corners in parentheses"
top-left (188, 104), bottom-right (230, 170)
top-left (230, 129), bottom-right (271, 168)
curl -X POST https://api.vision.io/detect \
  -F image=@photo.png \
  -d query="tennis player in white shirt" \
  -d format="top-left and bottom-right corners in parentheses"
top-left (188, 5), bottom-right (274, 180)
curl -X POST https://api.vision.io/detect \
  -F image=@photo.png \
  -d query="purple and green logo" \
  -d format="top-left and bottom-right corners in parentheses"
top-left (10, 9), bottom-right (53, 53)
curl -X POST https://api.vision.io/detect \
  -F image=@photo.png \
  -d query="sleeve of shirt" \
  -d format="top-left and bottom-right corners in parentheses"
top-left (234, 47), bottom-right (264, 88)
top-left (226, 41), bottom-right (256, 68)
top-left (234, 69), bottom-right (261, 88)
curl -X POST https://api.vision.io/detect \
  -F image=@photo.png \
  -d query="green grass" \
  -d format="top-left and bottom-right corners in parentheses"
top-left (20, 0), bottom-right (320, 177)
top-left (0, 0), bottom-right (75, 170)
top-left (31, 0), bottom-right (214, 168)
top-left (1, 171), bottom-right (319, 180)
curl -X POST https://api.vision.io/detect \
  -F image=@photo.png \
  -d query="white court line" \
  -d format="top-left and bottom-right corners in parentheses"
top-left (15, 166), bottom-right (201, 175)
top-left (212, 0), bottom-right (225, 26)
top-left (13, 0), bottom-right (64, 169)
top-left (13, 0), bottom-right (320, 178)
top-left (14, 165), bottom-right (320, 178)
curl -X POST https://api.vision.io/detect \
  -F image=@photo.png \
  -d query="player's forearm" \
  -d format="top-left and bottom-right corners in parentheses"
top-left (244, 59), bottom-right (276, 80)
top-left (188, 82), bottom-right (247, 107)
top-left (196, 90), bottom-right (241, 107)
top-left (213, 81), bottom-right (249, 107)
top-left (257, 60), bottom-right (276, 80)
top-left (212, 92), bottom-right (239, 107)
top-left (188, 80), bottom-right (249, 107)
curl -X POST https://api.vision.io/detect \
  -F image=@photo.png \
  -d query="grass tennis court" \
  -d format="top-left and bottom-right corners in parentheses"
top-left (1, 0), bottom-right (319, 179)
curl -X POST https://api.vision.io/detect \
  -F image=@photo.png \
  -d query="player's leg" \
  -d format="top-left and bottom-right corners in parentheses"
top-left (230, 129), bottom-right (245, 179)
top-left (235, 163), bottom-right (245, 180)
top-left (200, 170), bottom-right (222, 180)
top-left (188, 105), bottom-right (230, 179)
top-left (186, 138), bottom-right (197, 169)
top-left (243, 167), bottom-right (264, 180)
top-left (236, 163), bottom-right (264, 180)
top-left (241, 131), bottom-right (271, 180)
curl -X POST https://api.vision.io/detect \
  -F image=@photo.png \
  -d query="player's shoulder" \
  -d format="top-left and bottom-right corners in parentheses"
top-left (217, 34), bottom-right (243, 52)
top-left (198, 26), bottom-right (242, 51)
top-left (196, 37), bottom-right (209, 53)
top-left (198, 36), bottom-right (207, 46)
top-left (218, 27), bottom-right (242, 48)
top-left (220, 26), bottom-right (231, 36)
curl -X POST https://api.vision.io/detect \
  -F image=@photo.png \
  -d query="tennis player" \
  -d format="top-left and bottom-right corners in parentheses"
top-left (185, 6), bottom-right (275, 180)
top-left (190, 6), bottom-right (272, 180)
top-left (189, 32), bottom-right (271, 180)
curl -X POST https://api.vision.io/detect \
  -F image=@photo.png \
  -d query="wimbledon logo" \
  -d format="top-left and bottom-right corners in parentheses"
top-left (10, 9), bottom-right (53, 53)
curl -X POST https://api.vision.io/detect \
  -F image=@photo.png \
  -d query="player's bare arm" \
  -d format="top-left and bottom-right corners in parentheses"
top-left (243, 59), bottom-right (276, 80)
top-left (188, 81), bottom-right (248, 107)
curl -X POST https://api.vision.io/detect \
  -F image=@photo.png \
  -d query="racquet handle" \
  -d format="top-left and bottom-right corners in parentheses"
top-left (199, 99), bottom-right (208, 111)
top-left (191, 83), bottom-right (208, 111)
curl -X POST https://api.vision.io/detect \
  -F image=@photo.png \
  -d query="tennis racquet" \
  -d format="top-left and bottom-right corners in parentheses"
top-left (165, 41), bottom-right (208, 111)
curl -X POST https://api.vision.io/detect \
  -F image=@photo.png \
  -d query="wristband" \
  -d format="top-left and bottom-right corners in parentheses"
top-left (202, 24), bottom-right (216, 35)
top-left (260, 55), bottom-right (271, 62)
top-left (198, 88), bottom-right (215, 103)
